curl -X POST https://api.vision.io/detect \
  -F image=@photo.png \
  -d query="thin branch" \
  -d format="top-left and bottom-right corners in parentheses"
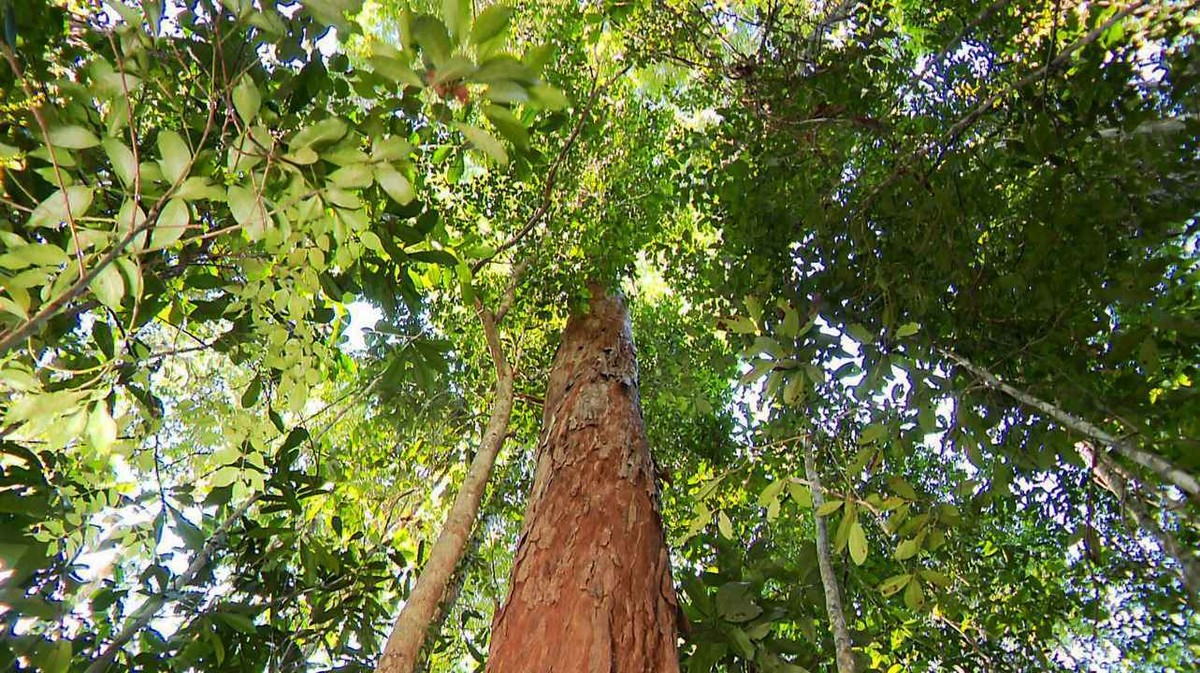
top-left (84, 495), bottom-right (260, 673)
top-left (802, 435), bottom-right (856, 673)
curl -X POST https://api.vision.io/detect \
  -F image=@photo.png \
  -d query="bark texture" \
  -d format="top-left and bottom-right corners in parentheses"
top-left (485, 288), bottom-right (680, 673)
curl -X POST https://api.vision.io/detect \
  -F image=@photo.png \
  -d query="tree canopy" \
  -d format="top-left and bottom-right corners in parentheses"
top-left (1, 0), bottom-right (1198, 671)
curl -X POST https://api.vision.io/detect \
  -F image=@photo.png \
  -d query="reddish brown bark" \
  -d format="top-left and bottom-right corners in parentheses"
top-left (485, 288), bottom-right (680, 673)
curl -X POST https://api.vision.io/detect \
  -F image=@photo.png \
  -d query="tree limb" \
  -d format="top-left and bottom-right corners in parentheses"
top-left (940, 348), bottom-right (1200, 500)
top-left (802, 435), bottom-right (856, 673)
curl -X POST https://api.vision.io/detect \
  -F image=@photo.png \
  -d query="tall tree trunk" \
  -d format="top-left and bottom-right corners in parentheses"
top-left (485, 287), bottom-right (680, 673)
top-left (802, 437), bottom-right (856, 673)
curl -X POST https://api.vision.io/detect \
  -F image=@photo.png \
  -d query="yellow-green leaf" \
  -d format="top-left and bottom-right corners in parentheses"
top-left (815, 500), bottom-right (843, 517)
top-left (90, 264), bottom-right (125, 309)
top-left (150, 199), bottom-right (189, 249)
top-left (49, 125), bottom-right (100, 149)
top-left (718, 511), bottom-right (733, 539)
top-left (157, 130), bottom-right (191, 184)
top-left (455, 123), bottom-right (508, 166)
top-left (233, 76), bottom-right (261, 123)
top-left (878, 573), bottom-right (911, 596)
top-left (849, 521), bottom-right (868, 565)
top-left (376, 168), bottom-right (415, 205)
top-left (29, 186), bottom-right (94, 228)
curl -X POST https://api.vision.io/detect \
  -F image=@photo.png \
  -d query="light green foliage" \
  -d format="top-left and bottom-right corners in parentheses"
top-left (2, 0), bottom-right (1199, 671)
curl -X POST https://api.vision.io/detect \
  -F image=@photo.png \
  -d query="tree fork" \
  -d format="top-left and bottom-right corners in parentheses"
top-left (485, 286), bottom-right (680, 673)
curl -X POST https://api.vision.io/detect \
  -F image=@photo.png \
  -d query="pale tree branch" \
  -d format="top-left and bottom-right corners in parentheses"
top-left (940, 348), bottom-right (1200, 500)
top-left (802, 435), bottom-right (856, 673)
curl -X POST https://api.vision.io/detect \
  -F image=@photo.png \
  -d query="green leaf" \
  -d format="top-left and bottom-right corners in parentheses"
top-left (878, 573), bottom-right (911, 596)
top-left (455, 123), bottom-right (508, 166)
top-left (894, 537), bottom-right (920, 561)
top-left (0, 244), bottom-right (67, 270)
top-left (815, 500), bottom-right (842, 517)
top-left (896, 322), bottom-right (920, 338)
top-left (849, 521), bottom-right (868, 565)
top-left (715, 582), bottom-right (762, 623)
top-left (717, 511), bottom-right (733, 539)
top-left (43, 641), bottom-right (71, 673)
top-left (290, 117), bottom-right (348, 150)
top-left (858, 423), bottom-right (887, 445)
top-left (888, 475), bottom-right (919, 500)
top-left (727, 627), bottom-right (755, 659)
top-left (757, 478), bottom-right (786, 508)
top-left (412, 15), bottom-right (452, 64)
top-left (443, 0), bottom-right (470, 44)
top-left (376, 168), bottom-right (415, 205)
top-left (87, 404), bottom-right (118, 453)
top-left (91, 264), bottom-right (126, 309)
top-left (903, 576), bottom-right (925, 610)
top-left (373, 136), bottom-right (412, 162)
top-left (233, 76), bottom-right (262, 122)
top-left (29, 186), bottom-right (94, 228)
top-left (157, 130), bottom-right (191, 184)
top-left (228, 185), bottom-right (269, 240)
top-left (150, 199), bottom-right (189, 249)
top-left (787, 480), bottom-right (812, 508)
top-left (103, 138), bottom-right (136, 186)
top-left (470, 4), bottom-right (512, 44)
top-left (211, 465), bottom-right (240, 488)
top-left (48, 125), bottom-right (100, 149)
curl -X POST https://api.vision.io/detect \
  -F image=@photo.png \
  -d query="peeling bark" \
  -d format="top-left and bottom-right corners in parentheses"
top-left (485, 287), bottom-right (680, 673)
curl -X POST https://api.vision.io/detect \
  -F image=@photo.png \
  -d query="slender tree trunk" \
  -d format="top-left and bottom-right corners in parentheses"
top-left (376, 303), bottom-right (514, 673)
top-left (485, 287), bottom-right (680, 673)
top-left (802, 437), bottom-right (856, 673)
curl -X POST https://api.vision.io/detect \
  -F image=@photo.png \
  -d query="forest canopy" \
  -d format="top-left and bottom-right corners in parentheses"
top-left (1, 0), bottom-right (1198, 671)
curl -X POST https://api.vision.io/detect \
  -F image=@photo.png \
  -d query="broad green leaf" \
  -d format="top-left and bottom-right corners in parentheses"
top-left (0, 244), bottom-right (68, 270)
top-left (815, 500), bottom-right (842, 517)
top-left (888, 475), bottom-right (919, 500)
top-left (849, 521), bottom-right (868, 565)
top-left (894, 537), bottom-right (920, 561)
top-left (157, 130), bottom-right (191, 184)
top-left (432, 55), bottom-right (476, 84)
top-left (330, 164), bottom-right (374, 189)
top-left (443, 0), bottom-right (470, 44)
top-left (412, 15), bottom-right (452, 64)
top-left (455, 123), bottom-right (508, 166)
top-left (150, 199), bottom-right (189, 249)
top-left (90, 264), bottom-right (125, 309)
top-left (787, 480), bottom-right (812, 508)
top-left (376, 168), bottom-right (415, 205)
top-left (715, 582), bottom-right (761, 623)
top-left (717, 511), bottom-right (733, 539)
top-left (757, 478), bottom-right (786, 508)
top-left (48, 125), bottom-right (100, 149)
top-left (858, 423), bottom-right (887, 445)
top-left (228, 185), bottom-right (269, 240)
top-left (29, 186), bottom-right (94, 228)
top-left (727, 627), bottom-right (755, 659)
top-left (878, 573), bottom-right (911, 596)
top-left (233, 76), bottom-right (262, 122)
top-left (102, 139), bottom-right (136, 186)
top-left (480, 105), bottom-right (529, 150)
top-left (470, 4), bottom-right (512, 44)
top-left (290, 118), bottom-right (348, 150)
top-left (529, 84), bottom-right (568, 110)
top-left (903, 576), bottom-right (925, 610)
top-left (211, 465), bottom-right (240, 488)
top-left (896, 322), bottom-right (920, 338)
top-left (87, 404), bottom-right (118, 453)
top-left (373, 136), bottom-right (412, 162)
